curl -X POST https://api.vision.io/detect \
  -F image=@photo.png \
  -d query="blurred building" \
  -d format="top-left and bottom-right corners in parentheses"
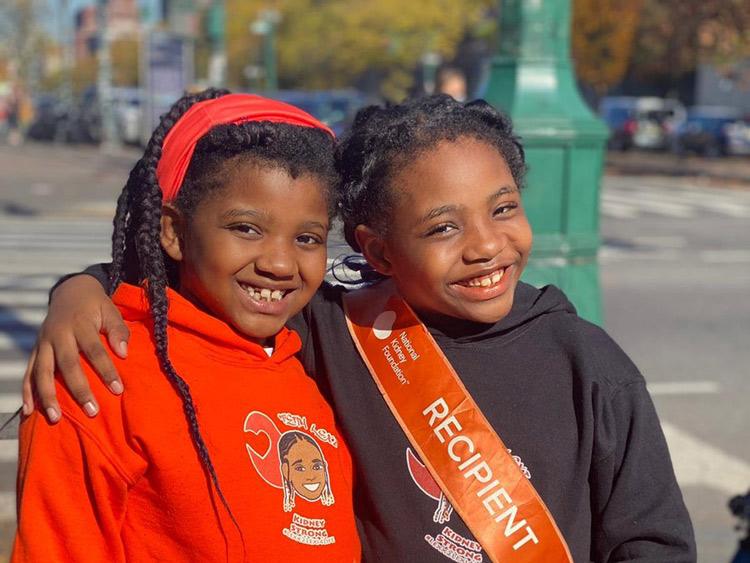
top-left (74, 0), bottom-right (141, 60)
top-left (696, 59), bottom-right (750, 114)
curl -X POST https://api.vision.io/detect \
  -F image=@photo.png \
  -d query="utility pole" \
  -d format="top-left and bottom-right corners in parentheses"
top-left (483, 0), bottom-right (609, 324)
top-left (206, 0), bottom-right (226, 86)
top-left (250, 9), bottom-right (281, 92)
top-left (97, 0), bottom-right (120, 151)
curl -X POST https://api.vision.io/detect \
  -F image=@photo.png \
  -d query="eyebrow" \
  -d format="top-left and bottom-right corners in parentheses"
top-left (419, 204), bottom-right (459, 225)
top-left (220, 208), bottom-right (266, 221)
top-left (301, 221), bottom-right (329, 232)
top-left (488, 186), bottom-right (518, 201)
top-left (418, 186), bottom-right (518, 225)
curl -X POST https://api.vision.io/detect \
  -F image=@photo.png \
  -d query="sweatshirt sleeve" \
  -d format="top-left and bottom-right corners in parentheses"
top-left (13, 375), bottom-right (145, 562)
top-left (49, 262), bottom-right (112, 299)
top-left (589, 380), bottom-right (696, 562)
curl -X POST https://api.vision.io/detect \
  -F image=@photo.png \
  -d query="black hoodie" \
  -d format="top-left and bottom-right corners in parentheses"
top-left (290, 280), bottom-right (696, 563)
top-left (78, 267), bottom-right (695, 562)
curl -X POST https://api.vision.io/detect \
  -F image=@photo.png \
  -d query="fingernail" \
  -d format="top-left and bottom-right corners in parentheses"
top-left (22, 402), bottom-right (31, 416)
top-left (83, 402), bottom-right (98, 417)
top-left (109, 380), bottom-right (124, 394)
top-left (118, 341), bottom-right (128, 357)
top-left (46, 408), bottom-right (60, 423)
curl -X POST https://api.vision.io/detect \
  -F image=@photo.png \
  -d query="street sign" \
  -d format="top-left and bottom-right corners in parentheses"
top-left (141, 31), bottom-right (194, 145)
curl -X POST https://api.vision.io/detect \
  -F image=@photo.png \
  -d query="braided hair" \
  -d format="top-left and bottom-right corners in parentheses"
top-left (336, 94), bottom-right (526, 253)
top-left (108, 88), bottom-right (337, 553)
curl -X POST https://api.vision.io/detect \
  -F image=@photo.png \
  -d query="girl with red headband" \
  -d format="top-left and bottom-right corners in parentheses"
top-left (12, 89), bottom-right (360, 562)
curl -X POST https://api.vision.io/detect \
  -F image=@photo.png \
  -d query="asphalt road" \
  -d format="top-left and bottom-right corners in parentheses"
top-left (0, 143), bottom-right (748, 561)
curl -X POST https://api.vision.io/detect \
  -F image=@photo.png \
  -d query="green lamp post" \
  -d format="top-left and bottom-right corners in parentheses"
top-left (483, 0), bottom-right (609, 324)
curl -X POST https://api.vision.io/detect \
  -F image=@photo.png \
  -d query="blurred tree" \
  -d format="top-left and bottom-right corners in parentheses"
top-left (631, 0), bottom-right (750, 87)
top-left (0, 0), bottom-right (45, 90)
top-left (224, 0), bottom-right (491, 99)
top-left (572, 0), bottom-right (643, 95)
top-left (111, 38), bottom-right (140, 87)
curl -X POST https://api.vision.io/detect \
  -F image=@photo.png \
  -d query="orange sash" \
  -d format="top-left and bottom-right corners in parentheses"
top-left (343, 280), bottom-right (573, 563)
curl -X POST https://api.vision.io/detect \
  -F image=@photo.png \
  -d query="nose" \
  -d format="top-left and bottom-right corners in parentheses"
top-left (254, 238), bottom-right (297, 279)
top-left (462, 220), bottom-right (506, 263)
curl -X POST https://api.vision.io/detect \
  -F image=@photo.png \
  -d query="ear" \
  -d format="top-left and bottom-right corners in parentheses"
top-left (160, 204), bottom-right (185, 262)
top-left (354, 225), bottom-right (392, 276)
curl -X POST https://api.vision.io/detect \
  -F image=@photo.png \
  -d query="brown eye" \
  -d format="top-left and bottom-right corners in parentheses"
top-left (494, 203), bottom-right (518, 216)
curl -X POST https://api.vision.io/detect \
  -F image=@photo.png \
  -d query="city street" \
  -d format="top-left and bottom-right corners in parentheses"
top-left (0, 143), bottom-right (749, 561)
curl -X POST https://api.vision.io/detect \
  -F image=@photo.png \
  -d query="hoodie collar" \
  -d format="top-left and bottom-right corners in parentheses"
top-left (113, 282), bottom-right (301, 363)
top-left (420, 282), bottom-right (576, 344)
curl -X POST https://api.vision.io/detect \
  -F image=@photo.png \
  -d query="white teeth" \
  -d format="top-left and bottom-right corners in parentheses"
top-left (240, 283), bottom-right (286, 302)
top-left (462, 269), bottom-right (505, 288)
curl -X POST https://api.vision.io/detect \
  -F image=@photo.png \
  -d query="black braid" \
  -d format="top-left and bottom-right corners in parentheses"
top-left (109, 88), bottom-right (244, 558)
top-left (336, 94), bottom-right (526, 253)
top-left (108, 88), bottom-right (338, 559)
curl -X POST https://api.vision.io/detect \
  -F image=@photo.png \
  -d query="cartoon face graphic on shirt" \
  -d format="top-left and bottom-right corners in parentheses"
top-left (280, 433), bottom-right (329, 500)
top-left (244, 411), bottom-right (335, 512)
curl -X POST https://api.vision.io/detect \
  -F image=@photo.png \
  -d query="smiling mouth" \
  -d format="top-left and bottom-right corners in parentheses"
top-left (237, 282), bottom-right (293, 303)
top-left (453, 267), bottom-right (506, 289)
top-left (303, 483), bottom-right (321, 492)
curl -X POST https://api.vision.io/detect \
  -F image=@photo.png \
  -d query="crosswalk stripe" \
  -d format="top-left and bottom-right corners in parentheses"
top-left (0, 492), bottom-right (15, 521)
top-left (0, 334), bottom-right (35, 352)
top-left (0, 308), bottom-right (46, 327)
top-left (0, 276), bottom-right (58, 290)
top-left (0, 291), bottom-right (48, 308)
top-left (0, 362), bottom-right (27, 381)
top-left (603, 192), bottom-right (695, 217)
top-left (0, 441), bottom-right (17, 462)
top-left (600, 201), bottom-right (639, 219)
top-left (0, 394), bottom-right (22, 413)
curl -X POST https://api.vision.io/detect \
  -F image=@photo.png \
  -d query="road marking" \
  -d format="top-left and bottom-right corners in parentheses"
top-left (648, 380), bottom-right (720, 395)
top-left (0, 291), bottom-right (48, 307)
top-left (0, 308), bottom-right (46, 327)
top-left (699, 250), bottom-right (750, 263)
top-left (0, 275), bottom-right (58, 290)
top-left (0, 333), bottom-right (35, 352)
top-left (631, 235), bottom-right (687, 248)
top-left (604, 192), bottom-right (695, 217)
top-left (0, 362), bottom-right (26, 381)
top-left (662, 421), bottom-right (750, 496)
top-left (0, 394), bottom-right (22, 413)
top-left (0, 440), bottom-right (17, 462)
top-left (601, 201), bottom-right (639, 219)
top-left (0, 492), bottom-right (14, 521)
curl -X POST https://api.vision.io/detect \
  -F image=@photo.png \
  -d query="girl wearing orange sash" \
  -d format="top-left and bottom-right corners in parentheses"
top-left (26, 96), bottom-right (695, 562)
top-left (12, 91), bottom-right (360, 562)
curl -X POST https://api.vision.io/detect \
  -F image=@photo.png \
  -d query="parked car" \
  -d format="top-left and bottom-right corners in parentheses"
top-left (599, 96), bottom-right (685, 151)
top-left (725, 116), bottom-right (750, 156)
top-left (263, 89), bottom-right (376, 136)
top-left (671, 106), bottom-right (744, 157)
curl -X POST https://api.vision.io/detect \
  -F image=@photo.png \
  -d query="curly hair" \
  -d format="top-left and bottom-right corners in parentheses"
top-left (107, 88), bottom-right (337, 554)
top-left (336, 94), bottom-right (526, 252)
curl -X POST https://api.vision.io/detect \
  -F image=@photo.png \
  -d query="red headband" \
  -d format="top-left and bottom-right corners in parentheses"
top-left (156, 93), bottom-right (335, 202)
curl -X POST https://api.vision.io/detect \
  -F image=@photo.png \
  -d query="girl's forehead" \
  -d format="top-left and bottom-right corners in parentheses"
top-left (391, 139), bottom-right (512, 197)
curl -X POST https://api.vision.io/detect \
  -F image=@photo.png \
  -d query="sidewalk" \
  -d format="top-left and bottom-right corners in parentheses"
top-left (0, 142), bottom-right (140, 218)
top-left (606, 150), bottom-right (750, 187)
top-left (2, 143), bottom-right (749, 221)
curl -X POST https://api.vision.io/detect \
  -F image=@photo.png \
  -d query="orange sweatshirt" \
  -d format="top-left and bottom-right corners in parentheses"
top-left (13, 283), bottom-right (360, 562)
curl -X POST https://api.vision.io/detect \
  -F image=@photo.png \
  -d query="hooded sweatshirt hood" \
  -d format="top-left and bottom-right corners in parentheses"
top-left (113, 282), bottom-right (301, 364)
top-left (422, 281), bottom-right (577, 345)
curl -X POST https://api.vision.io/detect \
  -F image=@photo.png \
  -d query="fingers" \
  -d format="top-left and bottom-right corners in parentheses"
top-left (102, 301), bottom-right (129, 361)
top-left (55, 334), bottom-right (99, 418)
top-left (22, 346), bottom-right (37, 415)
top-left (31, 341), bottom-right (62, 424)
top-left (79, 320), bottom-right (124, 395)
